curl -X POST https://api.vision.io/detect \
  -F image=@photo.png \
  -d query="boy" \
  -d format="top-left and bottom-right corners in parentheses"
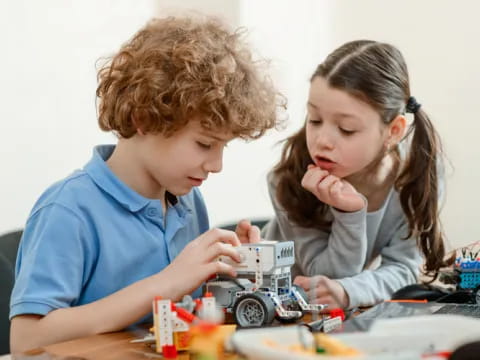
top-left (10, 15), bottom-right (281, 352)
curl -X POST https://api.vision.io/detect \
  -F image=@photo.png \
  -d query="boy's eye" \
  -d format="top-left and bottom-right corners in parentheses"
top-left (196, 141), bottom-right (212, 149)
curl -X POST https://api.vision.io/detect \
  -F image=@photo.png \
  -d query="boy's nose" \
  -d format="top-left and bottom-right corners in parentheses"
top-left (204, 154), bottom-right (223, 173)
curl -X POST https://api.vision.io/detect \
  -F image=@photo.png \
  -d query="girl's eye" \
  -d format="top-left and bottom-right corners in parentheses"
top-left (340, 128), bottom-right (356, 135)
top-left (309, 119), bottom-right (322, 125)
top-left (196, 141), bottom-right (212, 149)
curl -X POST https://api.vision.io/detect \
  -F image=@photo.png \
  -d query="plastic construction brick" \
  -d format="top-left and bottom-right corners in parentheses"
top-left (459, 260), bottom-right (480, 271)
top-left (459, 272), bottom-right (480, 289)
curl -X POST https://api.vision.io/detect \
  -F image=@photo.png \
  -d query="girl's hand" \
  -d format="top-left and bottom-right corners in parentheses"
top-left (294, 275), bottom-right (349, 310)
top-left (161, 228), bottom-right (242, 300)
top-left (301, 165), bottom-right (365, 212)
top-left (235, 219), bottom-right (261, 244)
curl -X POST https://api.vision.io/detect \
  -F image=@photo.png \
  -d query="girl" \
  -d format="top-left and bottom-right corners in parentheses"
top-left (262, 40), bottom-right (452, 309)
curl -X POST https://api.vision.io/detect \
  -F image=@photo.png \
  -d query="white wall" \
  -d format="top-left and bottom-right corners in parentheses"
top-left (323, 0), bottom-right (480, 250)
top-left (0, 0), bottom-right (155, 232)
top-left (1, 0), bottom-right (479, 251)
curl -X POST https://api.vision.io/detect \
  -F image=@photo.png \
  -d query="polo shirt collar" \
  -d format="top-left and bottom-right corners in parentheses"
top-left (84, 145), bottom-right (188, 215)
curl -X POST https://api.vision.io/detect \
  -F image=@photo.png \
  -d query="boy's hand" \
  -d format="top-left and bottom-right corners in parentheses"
top-left (235, 219), bottom-right (261, 244)
top-left (294, 275), bottom-right (349, 310)
top-left (161, 228), bottom-right (242, 300)
top-left (301, 165), bottom-right (365, 212)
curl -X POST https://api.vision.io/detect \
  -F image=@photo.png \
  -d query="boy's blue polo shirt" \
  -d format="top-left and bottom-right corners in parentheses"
top-left (10, 145), bottom-right (209, 320)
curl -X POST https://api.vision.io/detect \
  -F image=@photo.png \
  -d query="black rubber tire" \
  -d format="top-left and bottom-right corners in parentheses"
top-left (233, 292), bottom-right (276, 327)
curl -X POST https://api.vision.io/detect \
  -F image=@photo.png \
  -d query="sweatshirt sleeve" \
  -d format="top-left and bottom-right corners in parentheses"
top-left (262, 172), bottom-right (369, 278)
top-left (337, 154), bottom-right (445, 308)
top-left (337, 222), bottom-right (422, 308)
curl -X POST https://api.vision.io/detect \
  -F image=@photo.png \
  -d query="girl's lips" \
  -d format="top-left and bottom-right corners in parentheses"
top-left (315, 157), bottom-right (336, 171)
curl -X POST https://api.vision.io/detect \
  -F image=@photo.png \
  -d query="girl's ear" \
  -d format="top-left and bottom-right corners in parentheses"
top-left (387, 115), bottom-right (407, 146)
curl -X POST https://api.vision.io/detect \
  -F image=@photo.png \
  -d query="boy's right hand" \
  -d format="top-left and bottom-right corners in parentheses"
top-left (160, 228), bottom-right (242, 300)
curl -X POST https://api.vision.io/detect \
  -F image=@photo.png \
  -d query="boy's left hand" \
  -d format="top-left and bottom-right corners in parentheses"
top-left (294, 275), bottom-right (349, 310)
top-left (235, 219), bottom-right (261, 244)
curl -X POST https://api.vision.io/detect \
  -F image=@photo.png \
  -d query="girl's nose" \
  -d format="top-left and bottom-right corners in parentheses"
top-left (316, 130), bottom-right (334, 150)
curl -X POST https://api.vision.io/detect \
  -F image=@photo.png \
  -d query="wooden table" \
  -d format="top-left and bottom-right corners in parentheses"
top-left (18, 324), bottom-right (243, 360)
top-left (16, 313), bottom-right (345, 360)
top-left (20, 328), bottom-right (157, 360)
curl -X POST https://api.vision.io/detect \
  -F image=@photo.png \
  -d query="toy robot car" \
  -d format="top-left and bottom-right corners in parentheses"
top-left (205, 240), bottom-right (327, 327)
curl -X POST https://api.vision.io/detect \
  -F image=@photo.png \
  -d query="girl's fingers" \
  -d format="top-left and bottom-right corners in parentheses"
top-left (317, 174), bottom-right (337, 191)
top-left (310, 285), bottom-right (330, 299)
top-left (313, 168), bottom-right (330, 182)
top-left (301, 169), bottom-right (316, 189)
top-left (302, 168), bottom-right (329, 194)
top-left (293, 275), bottom-right (310, 290)
top-left (329, 179), bottom-right (343, 197)
top-left (305, 166), bottom-right (328, 180)
top-left (294, 275), bottom-right (328, 293)
top-left (313, 295), bottom-right (339, 310)
top-left (312, 296), bottom-right (330, 305)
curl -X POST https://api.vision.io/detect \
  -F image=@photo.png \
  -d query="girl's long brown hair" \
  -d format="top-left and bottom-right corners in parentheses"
top-left (275, 40), bottom-right (452, 277)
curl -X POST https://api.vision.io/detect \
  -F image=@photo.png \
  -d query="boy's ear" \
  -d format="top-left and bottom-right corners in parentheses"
top-left (132, 116), bottom-right (146, 136)
top-left (387, 114), bottom-right (407, 145)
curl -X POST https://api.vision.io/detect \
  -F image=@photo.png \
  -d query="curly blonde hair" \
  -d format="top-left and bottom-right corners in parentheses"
top-left (96, 16), bottom-right (284, 139)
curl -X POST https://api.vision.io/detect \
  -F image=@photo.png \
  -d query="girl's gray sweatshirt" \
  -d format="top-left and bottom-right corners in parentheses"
top-left (262, 171), bottom-right (423, 309)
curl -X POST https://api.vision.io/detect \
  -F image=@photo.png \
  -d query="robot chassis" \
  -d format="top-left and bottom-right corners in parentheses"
top-left (206, 240), bottom-right (327, 327)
